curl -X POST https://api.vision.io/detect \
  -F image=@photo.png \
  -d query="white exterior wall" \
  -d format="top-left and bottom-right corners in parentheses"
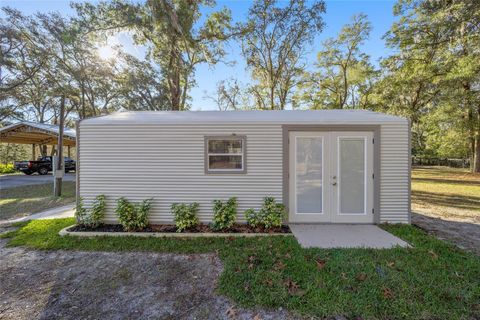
top-left (379, 122), bottom-right (410, 223)
top-left (78, 118), bottom-right (410, 224)
top-left (79, 124), bottom-right (283, 223)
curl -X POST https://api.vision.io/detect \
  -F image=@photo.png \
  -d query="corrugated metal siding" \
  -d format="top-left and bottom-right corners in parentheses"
top-left (79, 124), bottom-right (283, 223)
top-left (79, 121), bottom-right (410, 224)
top-left (379, 122), bottom-right (410, 223)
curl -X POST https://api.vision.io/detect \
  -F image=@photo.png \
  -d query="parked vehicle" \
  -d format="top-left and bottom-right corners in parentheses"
top-left (14, 156), bottom-right (76, 175)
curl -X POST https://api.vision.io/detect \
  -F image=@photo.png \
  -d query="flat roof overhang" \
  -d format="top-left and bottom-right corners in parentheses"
top-left (0, 122), bottom-right (76, 147)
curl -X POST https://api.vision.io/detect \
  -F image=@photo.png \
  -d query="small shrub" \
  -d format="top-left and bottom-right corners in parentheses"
top-left (90, 195), bottom-right (106, 228)
top-left (0, 164), bottom-right (15, 174)
top-left (245, 208), bottom-right (261, 228)
top-left (75, 197), bottom-right (89, 225)
top-left (171, 202), bottom-right (200, 232)
top-left (259, 197), bottom-right (285, 229)
top-left (115, 197), bottom-right (152, 231)
top-left (212, 197), bottom-right (237, 230)
top-left (245, 197), bottom-right (286, 230)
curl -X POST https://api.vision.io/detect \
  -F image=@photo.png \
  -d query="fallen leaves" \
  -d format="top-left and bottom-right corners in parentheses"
top-left (283, 278), bottom-right (305, 296)
top-left (356, 272), bottom-right (367, 282)
top-left (274, 261), bottom-right (286, 271)
top-left (315, 258), bottom-right (327, 270)
top-left (226, 306), bottom-right (237, 319)
top-left (263, 278), bottom-right (273, 287)
top-left (247, 255), bottom-right (256, 269)
top-left (382, 287), bottom-right (394, 300)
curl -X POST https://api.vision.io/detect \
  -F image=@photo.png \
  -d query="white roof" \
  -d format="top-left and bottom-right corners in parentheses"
top-left (82, 110), bottom-right (407, 125)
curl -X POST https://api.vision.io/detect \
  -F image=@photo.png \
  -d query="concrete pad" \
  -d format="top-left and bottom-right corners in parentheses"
top-left (289, 224), bottom-right (409, 249)
top-left (0, 204), bottom-right (75, 226)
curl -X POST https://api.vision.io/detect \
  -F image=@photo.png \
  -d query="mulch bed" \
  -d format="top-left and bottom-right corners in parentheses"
top-left (68, 223), bottom-right (291, 234)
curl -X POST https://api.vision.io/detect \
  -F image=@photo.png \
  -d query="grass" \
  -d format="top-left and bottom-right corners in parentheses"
top-left (2, 218), bottom-right (479, 319)
top-left (0, 182), bottom-right (76, 221)
top-left (412, 166), bottom-right (480, 221)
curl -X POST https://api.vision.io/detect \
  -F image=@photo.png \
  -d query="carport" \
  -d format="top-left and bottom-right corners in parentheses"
top-left (0, 121), bottom-right (76, 158)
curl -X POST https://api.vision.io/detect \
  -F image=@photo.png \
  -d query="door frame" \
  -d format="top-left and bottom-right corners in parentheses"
top-left (282, 125), bottom-right (381, 224)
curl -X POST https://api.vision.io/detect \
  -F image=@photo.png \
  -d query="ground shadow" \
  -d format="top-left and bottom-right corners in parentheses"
top-left (412, 190), bottom-right (480, 212)
top-left (412, 212), bottom-right (480, 256)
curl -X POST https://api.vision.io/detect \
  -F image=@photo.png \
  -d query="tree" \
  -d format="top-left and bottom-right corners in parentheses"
top-left (117, 54), bottom-right (169, 111)
top-left (294, 14), bottom-right (375, 110)
top-left (74, 0), bottom-right (233, 111)
top-left (1, 8), bottom-right (125, 123)
top-left (378, 0), bottom-right (480, 172)
top-left (0, 8), bottom-right (50, 121)
top-left (204, 78), bottom-right (243, 111)
top-left (240, 0), bottom-right (325, 110)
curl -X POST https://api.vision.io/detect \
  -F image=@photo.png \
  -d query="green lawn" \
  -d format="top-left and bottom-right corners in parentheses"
top-left (0, 182), bottom-right (76, 221)
top-left (412, 166), bottom-right (480, 221)
top-left (2, 218), bottom-right (479, 319)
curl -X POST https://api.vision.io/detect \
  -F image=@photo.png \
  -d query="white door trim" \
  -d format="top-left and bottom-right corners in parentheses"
top-left (288, 131), bottom-right (374, 224)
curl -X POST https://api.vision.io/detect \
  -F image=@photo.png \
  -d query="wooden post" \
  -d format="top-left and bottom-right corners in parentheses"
top-left (32, 144), bottom-right (36, 160)
top-left (54, 96), bottom-right (65, 197)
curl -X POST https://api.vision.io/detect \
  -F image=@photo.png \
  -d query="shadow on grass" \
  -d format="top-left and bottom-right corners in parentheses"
top-left (412, 190), bottom-right (480, 212)
top-left (412, 177), bottom-right (480, 186)
top-left (412, 212), bottom-right (480, 256)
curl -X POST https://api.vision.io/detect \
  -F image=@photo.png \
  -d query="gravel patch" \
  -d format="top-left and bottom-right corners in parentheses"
top-left (412, 211), bottom-right (480, 255)
top-left (0, 238), bottom-right (299, 320)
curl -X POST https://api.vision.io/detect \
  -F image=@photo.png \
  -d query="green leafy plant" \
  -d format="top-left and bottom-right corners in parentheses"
top-left (212, 197), bottom-right (237, 230)
top-left (75, 195), bottom-right (106, 228)
top-left (245, 197), bottom-right (286, 229)
top-left (90, 195), bottom-right (106, 228)
top-left (244, 208), bottom-right (261, 228)
top-left (115, 197), bottom-right (152, 231)
top-left (259, 197), bottom-right (285, 229)
top-left (171, 202), bottom-right (200, 232)
top-left (75, 197), bottom-right (89, 225)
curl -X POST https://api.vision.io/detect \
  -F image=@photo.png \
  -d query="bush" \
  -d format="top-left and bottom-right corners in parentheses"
top-left (171, 202), bottom-right (200, 232)
top-left (75, 197), bottom-right (88, 225)
top-left (0, 164), bottom-right (15, 174)
top-left (259, 197), bottom-right (285, 229)
top-left (212, 197), bottom-right (237, 231)
top-left (90, 195), bottom-right (106, 228)
top-left (115, 197), bottom-right (152, 231)
top-left (244, 208), bottom-right (261, 228)
top-left (245, 197), bottom-right (286, 229)
top-left (75, 195), bottom-right (106, 228)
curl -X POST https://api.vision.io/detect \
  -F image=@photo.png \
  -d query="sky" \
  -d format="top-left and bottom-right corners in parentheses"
top-left (1, 0), bottom-right (397, 110)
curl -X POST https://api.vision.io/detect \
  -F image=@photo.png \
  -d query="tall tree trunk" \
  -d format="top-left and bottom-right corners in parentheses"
top-left (474, 136), bottom-right (480, 173)
top-left (474, 105), bottom-right (480, 173)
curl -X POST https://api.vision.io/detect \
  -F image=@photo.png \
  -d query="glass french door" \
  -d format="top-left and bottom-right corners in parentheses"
top-left (289, 131), bottom-right (374, 223)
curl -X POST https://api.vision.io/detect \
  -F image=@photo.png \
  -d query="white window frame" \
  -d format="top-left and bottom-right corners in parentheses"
top-left (204, 135), bottom-right (247, 174)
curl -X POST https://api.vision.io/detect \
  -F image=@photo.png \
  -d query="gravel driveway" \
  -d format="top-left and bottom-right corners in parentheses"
top-left (0, 236), bottom-right (297, 320)
top-left (0, 173), bottom-right (76, 190)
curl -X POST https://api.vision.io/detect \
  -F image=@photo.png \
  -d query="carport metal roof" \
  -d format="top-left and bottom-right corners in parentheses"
top-left (0, 121), bottom-right (76, 146)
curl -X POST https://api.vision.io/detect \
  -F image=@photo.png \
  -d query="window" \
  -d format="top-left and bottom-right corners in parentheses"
top-left (205, 136), bottom-right (246, 173)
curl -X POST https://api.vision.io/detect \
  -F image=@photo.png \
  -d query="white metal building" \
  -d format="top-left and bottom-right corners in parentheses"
top-left (77, 110), bottom-right (410, 224)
